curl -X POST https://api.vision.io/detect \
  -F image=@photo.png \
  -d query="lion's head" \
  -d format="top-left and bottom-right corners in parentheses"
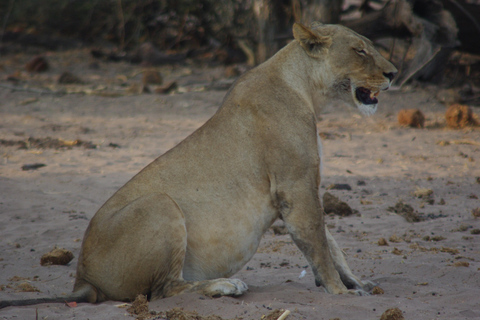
top-left (293, 22), bottom-right (397, 115)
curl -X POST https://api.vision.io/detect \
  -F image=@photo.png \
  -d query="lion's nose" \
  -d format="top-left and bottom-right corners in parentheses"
top-left (383, 72), bottom-right (397, 82)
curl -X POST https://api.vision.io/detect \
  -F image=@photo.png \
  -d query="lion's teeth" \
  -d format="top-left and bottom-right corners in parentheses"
top-left (370, 91), bottom-right (380, 99)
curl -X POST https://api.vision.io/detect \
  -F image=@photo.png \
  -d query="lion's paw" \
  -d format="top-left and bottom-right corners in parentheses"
top-left (359, 280), bottom-right (377, 292)
top-left (348, 289), bottom-right (371, 296)
top-left (205, 278), bottom-right (248, 297)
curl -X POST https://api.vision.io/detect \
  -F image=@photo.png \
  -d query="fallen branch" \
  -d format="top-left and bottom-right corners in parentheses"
top-left (277, 309), bottom-right (291, 320)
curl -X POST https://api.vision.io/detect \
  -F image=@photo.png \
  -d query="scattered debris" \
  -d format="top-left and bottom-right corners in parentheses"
top-left (125, 83), bottom-right (150, 94)
top-left (127, 294), bottom-right (151, 320)
top-left (21, 163), bottom-right (46, 171)
top-left (0, 137), bottom-right (97, 150)
top-left (224, 65), bottom-right (242, 78)
top-left (164, 307), bottom-right (224, 320)
top-left (372, 286), bottom-right (385, 295)
top-left (472, 208), bottom-right (480, 219)
top-left (323, 192), bottom-right (354, 216)
top-left (413, 187), bottom-right (433, 199)
top-left (471, 229), bottom-right (480, 235)
top-left (58, 71), bottom-right (84, 84)
top-left (19, 98), bottom-right (39, 105)
top-left (15, 282), bottom-right (40, 293)
top-left (263, 309), bottom-right (290, 320)
top-left (387, 201), bottom-right (424, 222)
top-left (436, 140), bottom-right (480, 146)
top-left (423, 236), bottom-right (446, 242)
top-left (441, 247), bottom-right (459, 255)
top-left (271, 225), bottom-right (288, 235)
top-left (445, 104), bottom-right (479, 129)
top-left (9, 276), bottom-right (31, 282)
top-left (453, 224), bottom-right (470, 232)
top-left (397, 109), bottom-right (425, 128)
top-left (416, 282), bottom-right (428, 286)
top-left (155, 81), bottom-right (178, 94)
top-left (389, 234), bottom-right (403, 243)
top-left (392, 247), bottom-right (403, 255)
top-left (380, 307), bottom-right (405, 320)
top-left (378, 238), bottom-right (389, 246)
top-left (40, 247), bottom-right (74, 266)
top-left (326, 184), bottom-right (352, 191)
top-left (108, 142), bottom-right (121, 148)
top-left (142, 70), bottom-right (163, 85)
top-left (299, 270), bottom-right (307, 279)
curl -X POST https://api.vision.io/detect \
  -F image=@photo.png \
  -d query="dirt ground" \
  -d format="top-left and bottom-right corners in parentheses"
top-left (0, 49), bottom-right (479, 320)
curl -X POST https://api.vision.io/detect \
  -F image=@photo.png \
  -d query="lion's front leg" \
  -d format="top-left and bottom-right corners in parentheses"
top-left (279, 189), bottom-right (348, 295)
top-left (325, 226), bottom-right (376, 295)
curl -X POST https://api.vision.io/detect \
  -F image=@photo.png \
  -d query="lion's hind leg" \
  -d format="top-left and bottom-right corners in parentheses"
top-left (325, 226), bottom-right (375, 295)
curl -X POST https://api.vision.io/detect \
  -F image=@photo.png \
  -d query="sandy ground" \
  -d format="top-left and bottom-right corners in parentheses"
top-left (0, 49), bottom-right (479, 320)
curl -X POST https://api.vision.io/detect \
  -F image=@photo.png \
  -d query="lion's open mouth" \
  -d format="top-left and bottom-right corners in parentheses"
top-left (355, 87), bottom-right (379, 105)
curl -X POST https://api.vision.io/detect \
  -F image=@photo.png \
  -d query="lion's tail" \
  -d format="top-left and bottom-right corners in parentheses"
top-left (0, 283), bottom-right (97, 309)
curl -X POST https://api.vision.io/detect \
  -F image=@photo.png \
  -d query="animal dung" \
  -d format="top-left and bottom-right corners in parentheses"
top-left (372, 286), bottom-right (385, 295)
top-left (40, 247), bottom-right (74, 266)
top-left (380, 307), bottom-right (405, 320)
top-left (397, 109), bottom-right (425, 128)
top-left (387, 201), bottom-right (424, 222)
top-left (126, 294), bottom-right (149, 318)
top-left (58, 71), bottom-right (84, 84)
top-left (445, 104), bottom-right (478, 129)
top-left (414, 187), bottom-right (433, 199)
top-left (142, 70), bottom-right (163, 85)
top-left (25, 56), bottom-right (49, 72)
top-left (16, 282), bottom-right (40, 293)
top-left (323, 192), bottom-right (354, 216)
top-left (378, 238), bottom-right (389, 246)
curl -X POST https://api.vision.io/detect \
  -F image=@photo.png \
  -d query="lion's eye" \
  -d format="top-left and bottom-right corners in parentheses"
top-left (355, 49), bottom-right (367, 56)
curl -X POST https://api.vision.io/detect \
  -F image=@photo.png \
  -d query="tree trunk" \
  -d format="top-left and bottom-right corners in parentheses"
top-left (253, 0), bottom-right (278, 64)
top-left (441, 0), bottom-right (480, 54)
top-left (299, 0), bottom-right (343, 24)
top-left (343, 0), bottom-right (423, 40)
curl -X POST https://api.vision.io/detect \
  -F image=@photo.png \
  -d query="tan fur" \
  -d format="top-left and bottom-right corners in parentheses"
top-left (72, 23), bottom-right (397, 302)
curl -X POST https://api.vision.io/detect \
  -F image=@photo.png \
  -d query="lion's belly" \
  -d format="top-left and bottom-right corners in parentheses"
top-left (181, 197), bottom-right (277, 281)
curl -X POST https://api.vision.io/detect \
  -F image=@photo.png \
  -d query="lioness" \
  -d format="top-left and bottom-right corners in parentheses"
top-left (1, 22), bottom-right (396, 308)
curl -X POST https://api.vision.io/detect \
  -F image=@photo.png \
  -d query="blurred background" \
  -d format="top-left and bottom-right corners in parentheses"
top-left (0, 0), bottom-right (479, 99)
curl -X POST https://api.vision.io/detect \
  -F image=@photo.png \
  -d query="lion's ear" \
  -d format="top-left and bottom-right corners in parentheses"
top-left (293, 22), bottom-right (332, 58)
